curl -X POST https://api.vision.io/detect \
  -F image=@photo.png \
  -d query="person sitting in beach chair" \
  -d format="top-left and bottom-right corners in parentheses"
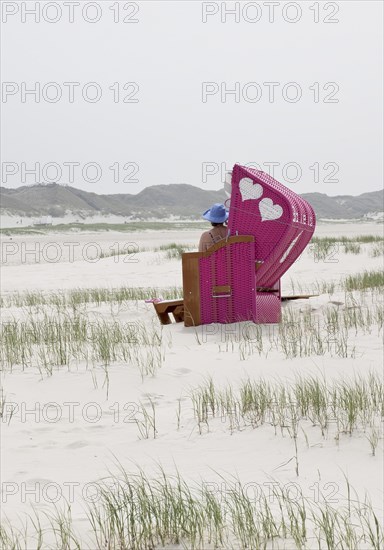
top-left (198, 203), bottom-right (229, 252)
top-left (153, 164), bottom-right (316, 327)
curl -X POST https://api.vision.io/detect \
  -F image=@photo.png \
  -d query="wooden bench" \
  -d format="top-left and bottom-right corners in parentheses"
top-left (153, 299), bottom-right (184, 325)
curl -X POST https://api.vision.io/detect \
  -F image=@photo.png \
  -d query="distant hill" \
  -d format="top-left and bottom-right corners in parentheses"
top-left (0, 184), bottom-right (227, 220)
top-left (300, 191), bottom-right (384, 219)
top-left (0, 183), bottom-right (383, 221)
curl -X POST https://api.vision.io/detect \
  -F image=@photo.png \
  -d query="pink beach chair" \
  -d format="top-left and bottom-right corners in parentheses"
top-left (180, 163), bottom-right (315, 326)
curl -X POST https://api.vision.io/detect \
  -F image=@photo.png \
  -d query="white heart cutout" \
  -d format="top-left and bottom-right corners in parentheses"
top-left (259, 198), bottom-right (283, 222)
top-left (239, 177), bottom-right (263, 201)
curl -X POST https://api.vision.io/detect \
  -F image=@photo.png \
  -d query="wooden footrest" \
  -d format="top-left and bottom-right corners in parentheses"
top-left (153, 299), bottom-right (184, 325)
top-left (152, 295), bottom-right (316, 326)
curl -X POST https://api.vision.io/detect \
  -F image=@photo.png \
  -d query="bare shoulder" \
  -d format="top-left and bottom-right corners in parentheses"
top-left (198, 230), bottom-right (213, 252)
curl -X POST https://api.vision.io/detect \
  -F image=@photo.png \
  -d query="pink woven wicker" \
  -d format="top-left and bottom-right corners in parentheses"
top-left (255, 293), bottom-right (281, 323)
top-left (199, 238), bottom-right (257, 324)
top-left (227, 164), bottom-right (316, 288)
top-left (246, 167), bottom-right (315, 287)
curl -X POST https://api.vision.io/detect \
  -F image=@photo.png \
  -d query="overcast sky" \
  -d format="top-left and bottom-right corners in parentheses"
top-left (1, 1), bottom-right (383, 196)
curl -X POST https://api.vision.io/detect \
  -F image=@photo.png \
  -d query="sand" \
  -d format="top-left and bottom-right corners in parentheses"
top-left (0, 222), bottom-right (383, 548)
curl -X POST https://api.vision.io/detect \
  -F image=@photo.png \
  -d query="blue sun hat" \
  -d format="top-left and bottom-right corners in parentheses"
top-left (202, 203), bottom-right (229, 223)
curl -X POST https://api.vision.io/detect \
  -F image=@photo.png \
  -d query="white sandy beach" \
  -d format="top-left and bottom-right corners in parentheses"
top-left (0, 222), bottom-right (383, 548)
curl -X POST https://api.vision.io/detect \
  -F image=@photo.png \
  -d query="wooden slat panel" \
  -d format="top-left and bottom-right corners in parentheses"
top-left (182, 253), bottom-right (201, 327)
top-left (153, 299), bottom-right (183, 314)
top-left (185, 235), bottom-right (254, 260)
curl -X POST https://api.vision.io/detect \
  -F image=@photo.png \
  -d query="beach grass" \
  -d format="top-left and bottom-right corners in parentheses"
top-left (1, 467), bottom-right (382, 549)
